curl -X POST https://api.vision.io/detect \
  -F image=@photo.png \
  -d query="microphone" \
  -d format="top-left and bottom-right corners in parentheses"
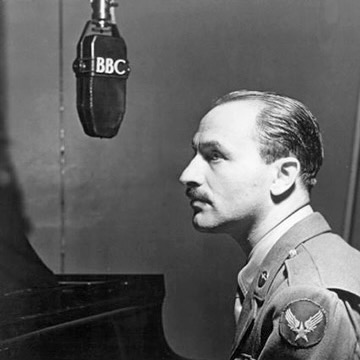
top-left (73, 0), bottom-right (130, 138)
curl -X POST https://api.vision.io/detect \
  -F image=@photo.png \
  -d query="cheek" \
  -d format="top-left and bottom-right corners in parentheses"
top-left (209, 177), bottom-right (248, 206)
top-left (212, 167), bottom-right (271, 202)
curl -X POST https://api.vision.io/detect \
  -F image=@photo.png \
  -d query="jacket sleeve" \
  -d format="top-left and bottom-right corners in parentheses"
top-left (256, 285), bottom-right (360, 360)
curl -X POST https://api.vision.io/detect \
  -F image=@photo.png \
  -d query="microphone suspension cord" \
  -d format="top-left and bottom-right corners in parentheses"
top-left (58, 0), bottom-right (66, 273)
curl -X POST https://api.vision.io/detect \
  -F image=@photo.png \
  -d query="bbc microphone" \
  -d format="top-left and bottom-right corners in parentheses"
top-left (73, 0), bottom-right (130, 138)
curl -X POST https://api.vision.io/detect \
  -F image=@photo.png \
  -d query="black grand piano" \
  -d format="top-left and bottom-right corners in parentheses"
top-left (0, 184), bottom-right (187, 360)
top-left (0, 274), bottom-right (184, 360)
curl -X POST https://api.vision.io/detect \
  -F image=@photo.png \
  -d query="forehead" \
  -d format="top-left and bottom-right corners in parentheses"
top-left (194, 100), bottom-right (262, 144)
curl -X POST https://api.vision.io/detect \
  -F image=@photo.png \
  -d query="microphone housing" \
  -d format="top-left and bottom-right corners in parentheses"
top-left (73, 19), bottom-right (130, 138)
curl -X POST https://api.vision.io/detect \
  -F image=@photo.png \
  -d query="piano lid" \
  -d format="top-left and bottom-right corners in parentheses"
top-left (0, 274), bottom-right (186, 360)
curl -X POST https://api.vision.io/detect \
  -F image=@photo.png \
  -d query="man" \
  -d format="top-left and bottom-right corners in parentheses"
top-left (179, 90), bottom-right (360, 359)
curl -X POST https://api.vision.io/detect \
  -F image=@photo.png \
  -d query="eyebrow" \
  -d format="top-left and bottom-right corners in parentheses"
top-left (192, 140), bottom-right (229, 154)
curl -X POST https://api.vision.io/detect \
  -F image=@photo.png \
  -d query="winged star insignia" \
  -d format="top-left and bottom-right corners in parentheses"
top-left (279, 299), bottom-right (327, 348)
top-left (285, 308), bottom-right (323, 342)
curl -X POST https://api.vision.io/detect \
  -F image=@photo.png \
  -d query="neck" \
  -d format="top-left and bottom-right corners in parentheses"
top-left (231, 192), bottom-right (311, 257)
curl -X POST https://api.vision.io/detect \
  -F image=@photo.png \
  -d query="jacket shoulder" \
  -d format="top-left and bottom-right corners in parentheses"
top-left (286, 232), bottom-right (360, 298)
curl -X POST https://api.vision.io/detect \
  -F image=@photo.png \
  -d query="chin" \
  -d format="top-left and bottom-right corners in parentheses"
top-left (192, 217), bottom-right (222, 233)
top-left (192, 213), bottom-right (238, 235)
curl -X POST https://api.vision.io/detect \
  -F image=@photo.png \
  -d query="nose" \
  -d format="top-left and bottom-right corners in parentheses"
top-left (179, 156), bottom-right (203, 187)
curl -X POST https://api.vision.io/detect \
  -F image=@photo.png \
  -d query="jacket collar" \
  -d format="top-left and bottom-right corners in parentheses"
top-left (238, 205), bottom-right (313, 298)
top-left (252, 212), bottom-right (331, 301)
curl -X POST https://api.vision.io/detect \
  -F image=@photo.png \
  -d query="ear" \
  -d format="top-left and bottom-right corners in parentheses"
top-left (270, 157), bottom-right (301, 197)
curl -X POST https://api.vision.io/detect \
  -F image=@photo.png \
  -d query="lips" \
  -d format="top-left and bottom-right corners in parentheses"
top-left (190, 199), bottom-right (207, 207)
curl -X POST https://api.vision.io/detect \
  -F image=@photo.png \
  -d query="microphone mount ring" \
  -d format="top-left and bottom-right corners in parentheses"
top-left (91, 0), bottom-right (118, 28)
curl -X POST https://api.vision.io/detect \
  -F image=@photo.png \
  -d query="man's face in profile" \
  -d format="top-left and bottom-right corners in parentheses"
top-left (180, 101), bottom-right (275, 237)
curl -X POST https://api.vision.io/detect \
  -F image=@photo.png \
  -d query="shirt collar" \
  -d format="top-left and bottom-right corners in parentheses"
top-left (237, 205), bottom-right (313, 297)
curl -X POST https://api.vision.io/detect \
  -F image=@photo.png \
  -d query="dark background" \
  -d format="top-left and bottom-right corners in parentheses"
top-left (2, 1), bottom-right (360, 359)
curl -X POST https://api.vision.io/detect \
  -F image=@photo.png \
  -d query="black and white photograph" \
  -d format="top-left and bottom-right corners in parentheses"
top-left (0, 1), bottom-right (359, 359)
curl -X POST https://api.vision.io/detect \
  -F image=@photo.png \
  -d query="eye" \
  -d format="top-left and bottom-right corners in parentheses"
top-left (206, 151), bottom-right (223, 162)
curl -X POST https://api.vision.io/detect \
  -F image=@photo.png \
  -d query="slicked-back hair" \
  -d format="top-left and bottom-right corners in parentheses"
top-left (212, 90), bottom-right (324, 191)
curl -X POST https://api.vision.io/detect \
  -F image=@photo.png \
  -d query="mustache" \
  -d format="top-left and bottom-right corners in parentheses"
top-left (185, 188), bottom-right (211, 204)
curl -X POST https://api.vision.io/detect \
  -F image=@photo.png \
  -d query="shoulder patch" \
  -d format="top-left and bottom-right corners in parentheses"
top-left (279, 299), bottom-right (327, 348)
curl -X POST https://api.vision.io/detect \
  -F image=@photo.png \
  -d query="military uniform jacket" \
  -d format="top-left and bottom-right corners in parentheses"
top-left (231, 213), bottom-right (360, 360)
